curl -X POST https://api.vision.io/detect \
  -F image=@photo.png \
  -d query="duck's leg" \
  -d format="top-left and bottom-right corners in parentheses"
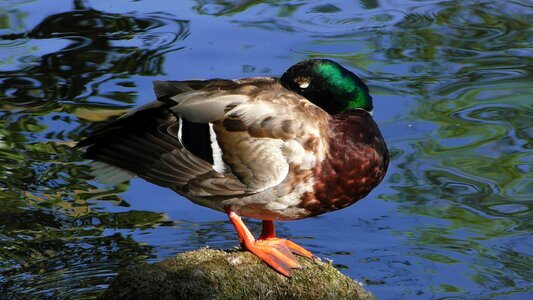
top-left (227, 209), bottom-right (313, 277)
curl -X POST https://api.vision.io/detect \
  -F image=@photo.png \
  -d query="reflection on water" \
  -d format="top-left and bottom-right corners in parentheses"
top-left (1, 0), bottom-right (532, 298)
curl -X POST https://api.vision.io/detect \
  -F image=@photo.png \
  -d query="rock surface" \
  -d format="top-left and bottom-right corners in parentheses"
top-left (99, 248), bottom-right (374, 300)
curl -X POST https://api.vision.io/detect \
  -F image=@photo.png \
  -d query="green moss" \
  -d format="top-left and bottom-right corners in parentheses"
top-left (99, 248), bottom-right (374, 300)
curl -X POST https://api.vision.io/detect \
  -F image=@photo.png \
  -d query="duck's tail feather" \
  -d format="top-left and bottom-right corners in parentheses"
top-left (75, 103), bottom-right (213, 189)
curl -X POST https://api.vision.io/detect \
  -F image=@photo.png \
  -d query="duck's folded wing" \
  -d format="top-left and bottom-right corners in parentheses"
top-left (156, 78), bottom-right (298, 194)
top-left (77, 79), bottom-right (319, 197)
top-left (166, 80), bottom-right (322, 195)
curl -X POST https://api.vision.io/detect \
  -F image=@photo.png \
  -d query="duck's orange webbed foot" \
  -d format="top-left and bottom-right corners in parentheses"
top-left (227, 209), bottom-right (314, 277)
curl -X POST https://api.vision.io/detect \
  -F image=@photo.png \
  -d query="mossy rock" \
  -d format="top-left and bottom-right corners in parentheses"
top-left (99, 248), bottom-right (373, 300)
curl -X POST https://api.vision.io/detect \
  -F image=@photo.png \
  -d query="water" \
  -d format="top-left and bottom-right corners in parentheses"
top-left (1, 0), bottom-right (532, 298)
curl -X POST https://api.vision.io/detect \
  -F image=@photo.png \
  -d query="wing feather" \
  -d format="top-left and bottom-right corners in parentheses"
top-left (172, 93), bottom-right (249, 123)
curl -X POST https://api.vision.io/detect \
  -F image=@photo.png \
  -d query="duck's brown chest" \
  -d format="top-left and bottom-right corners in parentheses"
top-left (298, 111), bottom-right (389, 217)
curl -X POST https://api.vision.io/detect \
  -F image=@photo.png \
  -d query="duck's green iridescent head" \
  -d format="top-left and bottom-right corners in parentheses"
top-left (280, 59), bottom-right (373, 115)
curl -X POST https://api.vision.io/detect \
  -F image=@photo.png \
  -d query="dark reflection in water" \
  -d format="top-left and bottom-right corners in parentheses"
top-left (0, 0), bottom-right (532, 299)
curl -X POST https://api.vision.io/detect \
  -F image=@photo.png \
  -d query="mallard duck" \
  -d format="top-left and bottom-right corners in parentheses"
top-left (77, 59), bottom-right (389, 276)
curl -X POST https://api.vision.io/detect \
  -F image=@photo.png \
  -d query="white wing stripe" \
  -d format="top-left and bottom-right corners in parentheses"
top-left (208, 123), bottom-right (227, 173)
top-left (177, 116), bottom-right (183, 144)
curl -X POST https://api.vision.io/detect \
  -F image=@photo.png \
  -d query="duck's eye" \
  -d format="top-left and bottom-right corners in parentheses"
top-left (295, 77), bottom-right (310, 89)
